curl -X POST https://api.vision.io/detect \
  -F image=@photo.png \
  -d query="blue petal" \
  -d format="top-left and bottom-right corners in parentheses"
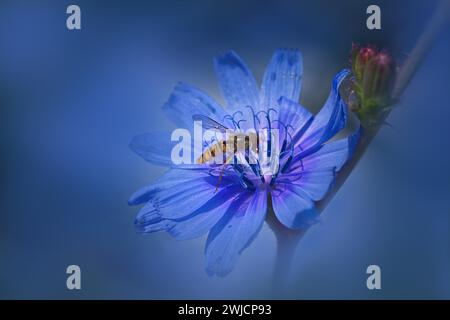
top-left (129, 184), bottom-right (157, 206)
top-left (134, 201), bottom-right (176, 233)
top-left (128, 167), bottom-right (217, 206)
top-left (131, 168), bottom-right (238, 221)
top-left (168, 185), bottom-right (242, 240)
top-left (298, 69), bottom-right (350, 151)
top-left (214, 51), bottom-right (260, 114)
top-left (271, 185), bottom-right (319, 229)
top-left (130, 127), bottom-right (217, 168)
top-left (261, 49), bottom-right (303, 113)
top-left (292, 125), bottom-right (362, 173)
top-left (156, 179), bottom-right (234, 220)
top-left (279, 169), bottom-right (335, 201)
top-left (136, 218), bottom-right (175, 233)
top-left (277, 126), bottom-right (361, 201)
top-left (129, 131), bottom-right (175, 167)
top-left (277, 97), bottom-right (313, 143)
top-left (136, 185), bottom-right (242, 238)
top-left (162, 82), bottom-right (230, 130)
top-left (205, 189), bottom-right (268, 277)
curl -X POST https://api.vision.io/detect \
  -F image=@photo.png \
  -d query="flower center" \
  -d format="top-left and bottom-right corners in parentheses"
top-left (218, 106), bottom-right (296, 190)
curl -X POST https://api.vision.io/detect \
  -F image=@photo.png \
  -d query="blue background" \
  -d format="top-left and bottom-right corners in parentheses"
top-left (0, 0), bottom-right (449, 299)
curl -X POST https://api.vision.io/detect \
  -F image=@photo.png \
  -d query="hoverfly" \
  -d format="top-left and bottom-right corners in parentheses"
top-left (193, 114), bottom-right (264, 191)
top-left (193, 114), bottom-right (260, 163)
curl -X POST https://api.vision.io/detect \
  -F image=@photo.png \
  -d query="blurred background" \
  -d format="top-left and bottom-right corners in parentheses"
top-left (0, 0), bottom-right (449, 299)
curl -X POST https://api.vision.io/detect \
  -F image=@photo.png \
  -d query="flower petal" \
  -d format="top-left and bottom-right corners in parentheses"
top-left (205, 189), bottom-right (268, 277)
top-left (131, 168), bottom-right (239, 220)
top-left (168, 185), bottom-right (242, 240)
top-left (297, 69), bottom-right (350, 151)
top-left (271, 184), bottom-right (319, 229)
top-left (277, 96), bottom-right (313, 142)
top-left (214, 51), bottom-right (260, 113)
top-left (162, 82), bottom-right (230, 130)
top-left (290, 125), bottom-right (362, 173)
top-left (128, 167), bottom-right (219, 206)
top-left (304, 127), bottom-right (361, 171)
top-left (134, 201), bottom-right (176, 233)
top-left (129, 131), bottom-right (175, 167)
top-left (156, 180), bottom-right (231, 220)
top-left (277, 127), bottom-right (361, 201)
top-left (135, 184), bottom-right (243, 239)
top-left (261, 49), bottom-right (303, 113)
top-left (130, 125), bottom-right (220, 168)
top-left (281, 169), bottom-right (335, 201)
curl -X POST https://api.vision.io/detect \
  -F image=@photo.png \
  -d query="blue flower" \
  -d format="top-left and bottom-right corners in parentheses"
top-left (129, 49), bottom-right (360, 276)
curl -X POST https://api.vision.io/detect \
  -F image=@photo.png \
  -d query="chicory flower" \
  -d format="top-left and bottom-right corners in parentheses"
top-left (129, 49), bottom-right (360, 276)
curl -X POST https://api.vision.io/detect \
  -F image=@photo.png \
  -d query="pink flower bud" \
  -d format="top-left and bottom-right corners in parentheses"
top-left (350, 44), bottom-right (396, 119)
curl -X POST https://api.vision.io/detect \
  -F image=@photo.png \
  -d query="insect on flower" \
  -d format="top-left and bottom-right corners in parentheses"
top-left (193, 114), bottom-right (259, 165)
top-left (129, 49), bottom-right (361, 276)
top-left (193, 113), bottom-right (278, 191)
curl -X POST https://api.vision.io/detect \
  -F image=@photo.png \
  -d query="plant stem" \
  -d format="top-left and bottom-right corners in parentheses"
top-left (267, 203), bottom-right (305, 296)
top-left (392, 0), bottom-right (450, 99)
top-left (268, 0), bottom-right (450, 295)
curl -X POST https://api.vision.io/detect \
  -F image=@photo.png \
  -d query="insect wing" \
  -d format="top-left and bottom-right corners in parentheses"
top-left (192, 114), bottom-right (229, 133)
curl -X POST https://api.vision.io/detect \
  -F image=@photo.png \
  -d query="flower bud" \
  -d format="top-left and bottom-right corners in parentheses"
top-left (351, 44), bottom-right (377, 84)
top-left (349, 44), bottom-right (396, 124)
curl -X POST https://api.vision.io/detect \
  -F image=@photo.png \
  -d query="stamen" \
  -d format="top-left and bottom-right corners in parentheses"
top-left (255, 108), bottom-right (278, 123)
top-left (285, 124), bottom-right (295, 133)
top-left (219, 107), bottom-right (286, 188)
top-left (232, 110), bottom-right (244, 119)
top-left (245, 105), bottom-right (260, 130)
top-left (256, 108), bottom-right (278, 157)
top-left (236, 119), bottom-right (247, 128)
top-left (223, 110), bottom-right (248, 130)
top-left (280, 132), bottom-right (295, 173)
top-left (223, 115), bottom-right (239, 130)
top-left (232, 164), bottom-right (255, 190)
top-left (232, 111), bottom-right (245, 130)
top-left (251, 162), bottom-right (265, 183)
